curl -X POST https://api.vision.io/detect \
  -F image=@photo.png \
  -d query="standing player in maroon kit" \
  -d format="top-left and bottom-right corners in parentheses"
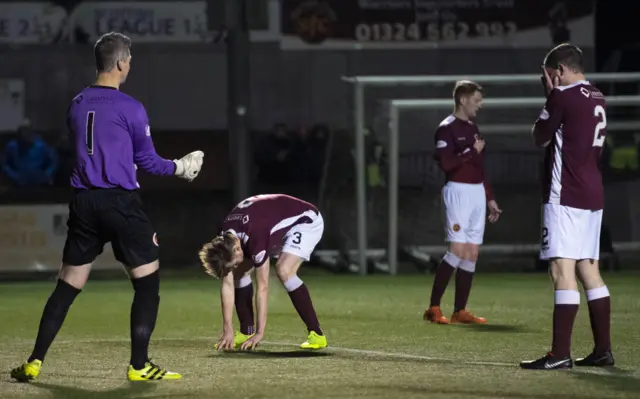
top-left (199, 194), bottom-right (327, 350)
top-left (424, 81), bottom-right (502, 325)
top-left (521, 44), bottom-right (613, 370)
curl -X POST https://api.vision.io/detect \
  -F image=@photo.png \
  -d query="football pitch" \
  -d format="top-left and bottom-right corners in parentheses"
top-left (1, 271), bottom-right (639, 399)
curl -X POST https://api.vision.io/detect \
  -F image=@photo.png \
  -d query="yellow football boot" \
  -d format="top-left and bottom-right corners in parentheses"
top-left (214, 331), bottom-right (254, 349)
top-left (300, 331), bottom-right (327, 350)
top-left (127, 361), bottom-right (182, 381)
top-left (11, 359), bottom-right (42, 382)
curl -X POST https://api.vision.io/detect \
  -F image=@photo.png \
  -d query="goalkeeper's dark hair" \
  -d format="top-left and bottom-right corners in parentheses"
top-left (199, 232), bottom-right (237, 279)
top-left (94, 32), bottom-right (131, 73)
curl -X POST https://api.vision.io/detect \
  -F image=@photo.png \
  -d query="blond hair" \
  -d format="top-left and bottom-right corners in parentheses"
top-left (453, 80), bottom-right (483, 108)
top-left (198, 232), bottom-right (237, 279)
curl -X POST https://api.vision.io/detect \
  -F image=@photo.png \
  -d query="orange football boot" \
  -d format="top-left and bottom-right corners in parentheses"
top-left (450, 309), bottom-right (486, 324)
top-left (423, 306), bottom-right (450, 324)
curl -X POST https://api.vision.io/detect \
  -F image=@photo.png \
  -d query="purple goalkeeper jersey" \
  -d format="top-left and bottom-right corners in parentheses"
top-left (67, 85), bottom-right (175, 190)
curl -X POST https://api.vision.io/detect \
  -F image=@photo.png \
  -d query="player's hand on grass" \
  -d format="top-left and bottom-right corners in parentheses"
top-left (216, 330), bottom-right (235, 351)
top-left (473, 138), bottom-right (485, 153)
top-left (240, 333), bottom-right (264, 351)
top-left (541, 66), bottom-right (560, 97)
top-left (487, 200), bottom-right (502, 223)
top-left (173, 150), bottom-right (204, 182)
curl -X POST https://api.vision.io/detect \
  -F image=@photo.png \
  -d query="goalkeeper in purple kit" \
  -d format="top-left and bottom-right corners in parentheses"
top-left (11, 32), bottom-right (204, 382)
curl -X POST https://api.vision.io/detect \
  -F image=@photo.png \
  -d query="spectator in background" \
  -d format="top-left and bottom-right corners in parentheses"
top-left (255, 123), bottom-right (295, 185)
top-left (292, 124), bottom-right (329, 187)
top-left (53, 133), bottom-right (74, 187)
top-left (2, 120), bottom-right (58, 187)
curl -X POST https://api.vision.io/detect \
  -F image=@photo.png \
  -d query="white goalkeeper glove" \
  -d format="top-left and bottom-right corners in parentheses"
top-left (173, 150), bottom-right (204, 182)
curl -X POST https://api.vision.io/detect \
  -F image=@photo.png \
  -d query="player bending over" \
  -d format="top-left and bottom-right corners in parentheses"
top-left (520, 44), bottom-right (613, 370)
top-left (11, 32), bottom-right (205, 382)
top-left (424, 80), bottom-right (502, 325)
top-left (199, 194), bottom-right (327, 351)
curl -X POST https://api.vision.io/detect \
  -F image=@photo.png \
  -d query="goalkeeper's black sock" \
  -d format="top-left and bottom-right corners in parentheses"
top-left (28, 279), bottom-right (81, 362)
top-left (130, 270), bottom-right (160, 370)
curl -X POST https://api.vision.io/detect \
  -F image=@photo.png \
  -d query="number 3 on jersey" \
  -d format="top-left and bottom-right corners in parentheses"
top-left (86, 111), bottom-right (95, 155)
top-left (592, 105), bottom-right (606, 147)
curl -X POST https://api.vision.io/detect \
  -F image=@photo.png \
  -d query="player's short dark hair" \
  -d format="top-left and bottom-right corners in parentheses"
top-left (94, 32), bottom-right (132, 73)
top-left (453, 80), bottom-right (483, 107)
top-left (543, 43), bottom-right (584, 73)
top-left (198, 232), bottom-right (237, 279)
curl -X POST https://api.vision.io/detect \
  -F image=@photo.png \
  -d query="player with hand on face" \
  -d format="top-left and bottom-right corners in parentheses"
top-left (199, 194), bottom-right (327, 351)
top-left (11, 32), bottom-right (204, 383)
top-left (520, 43), bottom-right (613, 370)
top-left (424, 80), bottom-right (502, 325)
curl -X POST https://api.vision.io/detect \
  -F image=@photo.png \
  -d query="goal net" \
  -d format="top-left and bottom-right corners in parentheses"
top-left (318, 73), bottom-right (640, 274)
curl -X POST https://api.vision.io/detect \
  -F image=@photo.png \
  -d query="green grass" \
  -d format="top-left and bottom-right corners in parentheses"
top-left (1, 271), bottom-right (640, 398)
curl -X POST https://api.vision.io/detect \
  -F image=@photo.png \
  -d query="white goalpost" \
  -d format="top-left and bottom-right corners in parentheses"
top-left (314, 73), bottom-right (640, 276)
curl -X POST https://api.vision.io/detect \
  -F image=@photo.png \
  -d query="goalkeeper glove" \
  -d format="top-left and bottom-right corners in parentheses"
top-left (173, 150), bottom-right (204, 182)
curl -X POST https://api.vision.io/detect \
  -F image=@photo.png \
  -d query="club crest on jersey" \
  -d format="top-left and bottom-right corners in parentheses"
top-left (152, 233), bottom-right (159, 246)
top-left (452, 224), bottom-right (461, 232)
top-left (145, 125), bottom-right (151, 136)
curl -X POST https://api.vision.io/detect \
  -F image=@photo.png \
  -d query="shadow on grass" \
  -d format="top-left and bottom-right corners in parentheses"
top-left (360, 384), bottom-right (601, 399)
top-left (572, 367), bottom-right (640, 397)
top-left (451, 323), bottom-right (532, 333)
top-left (211, 349), bottom-right (332, 359)
top-left (30, 381), bottom-right (197, 399)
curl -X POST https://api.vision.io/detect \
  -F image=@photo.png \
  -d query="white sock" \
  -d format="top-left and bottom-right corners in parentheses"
top-left (555, 290), bottom-right (580, 305)
top-left (586, 286), bottom-right (610, 301)
top-left (235, 276), bottom-right (252, 289)
top-left (283, 275), bottom-right (303, 292)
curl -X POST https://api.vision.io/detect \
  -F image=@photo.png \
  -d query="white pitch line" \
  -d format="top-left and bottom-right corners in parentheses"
top-left (263, 340), bottom-right (513, 367)
top-left (8, 337), bottom-right (636, 378)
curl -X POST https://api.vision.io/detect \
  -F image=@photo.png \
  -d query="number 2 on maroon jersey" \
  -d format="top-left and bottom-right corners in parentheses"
top-left (592, 105), bottom-right (606, 147)
top-left (86, 111), bottom-right (95, 155)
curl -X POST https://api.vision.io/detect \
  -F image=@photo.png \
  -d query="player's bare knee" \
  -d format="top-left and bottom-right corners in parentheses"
top-left (549, 258), bottom-right (578, 289)
top-left (466, 244), bottom-right (480, 262)
top-left (128, 260), bottom-right (159, 280)
top-left (577, 259), bottom-right (605, 290)
top-left (275, 252), bottom-right (304, 283)
top-left (448, 242), bottom-right (466, 260)
top-left (59, 264), bottom-right (92, 289)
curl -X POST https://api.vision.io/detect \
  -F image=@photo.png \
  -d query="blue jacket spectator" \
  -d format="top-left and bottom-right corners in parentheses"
top-left (3, 122), bottom-right (58, 187)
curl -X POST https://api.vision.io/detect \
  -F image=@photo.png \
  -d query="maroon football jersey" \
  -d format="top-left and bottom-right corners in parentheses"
top-left (434, 115), bottom-right (494, 201)
top-left (533, 81), bottom-right (606, 210)
top-left (220, 194), bottom-right (319, 266)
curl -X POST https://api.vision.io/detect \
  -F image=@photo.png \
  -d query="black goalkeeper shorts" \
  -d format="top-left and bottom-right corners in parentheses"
top-left (62, 189), bottom-right (159, 268)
